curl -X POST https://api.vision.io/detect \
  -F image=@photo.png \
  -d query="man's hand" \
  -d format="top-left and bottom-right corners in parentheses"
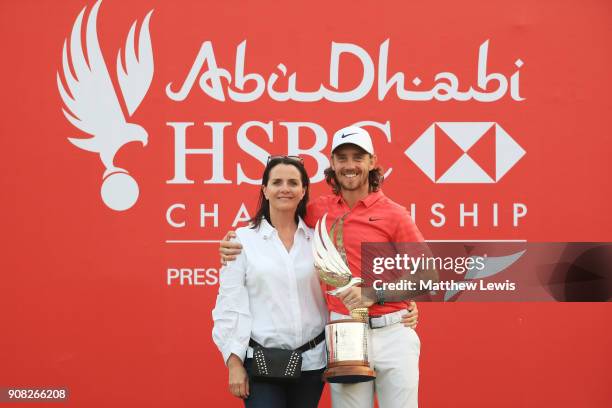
top-left (401, 301), bottom-right (419, 329)
top-left (219, 231), bottom-right (243, 265)
top-left (227, 354), bottom-right (249, 399)
top-left (337, 287), bottom-right (375, 310)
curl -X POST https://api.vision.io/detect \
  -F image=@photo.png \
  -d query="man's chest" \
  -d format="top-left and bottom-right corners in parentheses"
top-left (322, 206), bottom-right (394, 245)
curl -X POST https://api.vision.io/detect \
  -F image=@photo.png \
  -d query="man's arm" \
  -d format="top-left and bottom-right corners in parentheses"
top-left (363, 256), bottom-right (439, 303)
top-left (337, 287), bottom-right (420, 328)
top-left (362, 209), bottom-right (439, 303)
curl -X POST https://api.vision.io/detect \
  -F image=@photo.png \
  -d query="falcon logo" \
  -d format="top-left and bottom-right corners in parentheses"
top-left (57, 0), bottom-right (154, 211)
top-left (404, 122), bottom-right (525, 183)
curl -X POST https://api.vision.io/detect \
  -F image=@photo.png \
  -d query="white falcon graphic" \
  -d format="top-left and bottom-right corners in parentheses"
top-left (57, 0), bottom-right (154, 211)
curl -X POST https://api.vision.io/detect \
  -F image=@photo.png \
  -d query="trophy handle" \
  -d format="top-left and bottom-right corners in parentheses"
top-left (327, 277), bottom-right (364, 296)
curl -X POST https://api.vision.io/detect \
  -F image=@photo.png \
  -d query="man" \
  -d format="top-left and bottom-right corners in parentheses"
top-left (220, 126), bottom-right (427, 407)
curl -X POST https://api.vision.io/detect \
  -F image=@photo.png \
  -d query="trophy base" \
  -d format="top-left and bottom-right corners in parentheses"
top-left (323, 362), bottom-right (376, 383)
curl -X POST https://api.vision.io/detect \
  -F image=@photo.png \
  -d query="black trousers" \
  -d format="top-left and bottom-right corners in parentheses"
top-left (243, 358), bottom-right (325, 408)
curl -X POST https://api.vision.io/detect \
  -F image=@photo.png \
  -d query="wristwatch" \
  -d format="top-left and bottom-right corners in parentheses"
top-left (375, 289), bottom-right (385, 305)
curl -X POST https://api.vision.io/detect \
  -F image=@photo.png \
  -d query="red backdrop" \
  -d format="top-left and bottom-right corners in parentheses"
top-left (1, 0), bottom-right (610, 406)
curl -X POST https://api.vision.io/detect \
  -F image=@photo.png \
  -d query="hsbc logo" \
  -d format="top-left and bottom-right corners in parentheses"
top-left (55, 1), bottom-right (528, 227)
top-left (404, 122), bottom-right (525, 183)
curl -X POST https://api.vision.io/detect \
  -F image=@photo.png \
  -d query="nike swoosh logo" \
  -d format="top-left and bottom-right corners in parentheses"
top-left (341, 132), bottom-right (358, 138)
top-left (369, 217), bottom-right (383, 221)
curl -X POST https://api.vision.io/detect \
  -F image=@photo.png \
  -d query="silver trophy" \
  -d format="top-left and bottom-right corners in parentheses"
top-left (313, 213), bottom-right (376, 383)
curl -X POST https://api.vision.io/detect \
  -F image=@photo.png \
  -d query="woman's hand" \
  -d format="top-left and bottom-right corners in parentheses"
top-left (227, 354), bottom-right (249, 399)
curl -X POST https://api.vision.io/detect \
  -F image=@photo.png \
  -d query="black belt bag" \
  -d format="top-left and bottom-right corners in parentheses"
top-left (249, 331), bottom-right (325, 381)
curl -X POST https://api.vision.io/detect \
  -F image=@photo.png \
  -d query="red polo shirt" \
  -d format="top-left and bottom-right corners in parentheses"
top-left (305, 190), bottom-right (424, 315)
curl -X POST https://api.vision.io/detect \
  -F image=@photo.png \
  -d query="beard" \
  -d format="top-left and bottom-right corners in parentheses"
top-left (336, 172), bottom-right (369, 191)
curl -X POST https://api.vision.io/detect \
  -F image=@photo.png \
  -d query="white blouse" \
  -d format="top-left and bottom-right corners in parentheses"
top-left (212, 217), bottom-right (328, 371)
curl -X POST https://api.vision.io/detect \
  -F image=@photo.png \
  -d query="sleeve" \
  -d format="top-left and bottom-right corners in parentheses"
top-left (211, 235), bottom-right (252, 365)
top-left (305, 196), bottom-right (326, 228)
top-left (391, 207), bottom-right (436, 302)
top-left (393, 207), bottom-right (425, 243)
top-left (388, 207), bottom-right (428, 282)
top-left (304, 201), bottom-right (318, 228)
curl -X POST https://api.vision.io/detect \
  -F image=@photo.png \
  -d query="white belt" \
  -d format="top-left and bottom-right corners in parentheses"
top-left (330, 310), bottom-right (407, 329)
top-left (368, 309), bottom-right (408, 329)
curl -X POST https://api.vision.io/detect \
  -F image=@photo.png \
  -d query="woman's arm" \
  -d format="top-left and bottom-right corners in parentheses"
top-left (227, 354), bottom-right (249, 399)
top-left (211, 235), bottom-right (252, 397)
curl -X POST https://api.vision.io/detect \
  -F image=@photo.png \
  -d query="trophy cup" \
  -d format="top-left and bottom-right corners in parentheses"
top-left (313, 213), bottom-right (376, 383)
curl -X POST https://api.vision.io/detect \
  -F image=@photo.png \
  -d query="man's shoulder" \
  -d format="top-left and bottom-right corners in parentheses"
top-left (307, 194), bottom-right (339, 213)
top-left (375, 192), bottom-right (423, 241)
top-left (310, 194), bottom-right (338, 206)
top-left (305, 194), bottom-right (342, 227)
top-left (376, 193), bottom-right (410, 215)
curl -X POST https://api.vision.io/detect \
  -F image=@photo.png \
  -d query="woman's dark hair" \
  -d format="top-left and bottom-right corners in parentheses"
top-left (250, 157), bottom-right (310, 229)
top-left (323, 156), bottom-right (384, 195)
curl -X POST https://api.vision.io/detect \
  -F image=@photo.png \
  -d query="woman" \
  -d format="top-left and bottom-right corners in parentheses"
top-left (212, 156), bottom-right (328, 408)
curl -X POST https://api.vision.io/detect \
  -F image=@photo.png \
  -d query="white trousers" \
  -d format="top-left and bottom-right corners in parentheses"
top-left (329, 311), bottom-right (420, 408)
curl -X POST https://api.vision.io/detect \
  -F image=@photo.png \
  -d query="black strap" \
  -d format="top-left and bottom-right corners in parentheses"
top-left (296, 331), bottom-right (325, 352)
top-left (249, 331), bottom-right (325, 353)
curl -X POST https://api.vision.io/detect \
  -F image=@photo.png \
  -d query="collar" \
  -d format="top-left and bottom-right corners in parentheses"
top-left (258, 217), bottom-right (311, 241)
top-left (361, 190), bottom-right (384, 208)
top-left (257, 217), bottom-right (275, 240)
top-left (297, 217), bottom-right (313, 241)
top-left (334, 190), bottom-right (385, 208)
